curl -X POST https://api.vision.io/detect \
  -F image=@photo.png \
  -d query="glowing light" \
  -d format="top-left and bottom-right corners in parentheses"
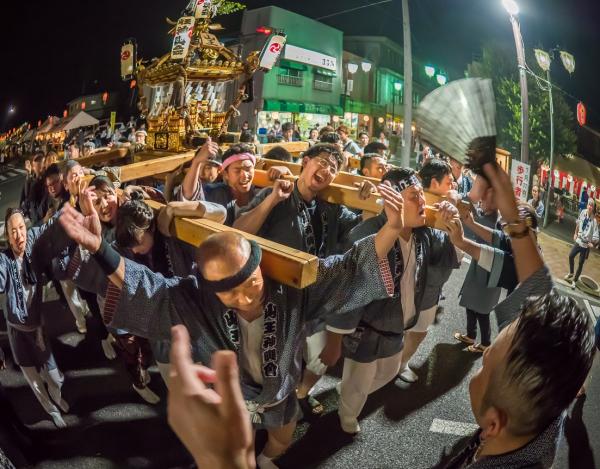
top-left (378, 117), bottom-right (385, 123)
top-left (394, 82), bottom-right (403, 92)
top-left (436, 74), bottom-right (448, 86)
top-left (363, 115), bottom-right (370, 122)
top-left (424, 65), bottom-right (435, 77)
top-left (502, 0), bottom-right (519, 16)
top-left (361, 62), bottom-right (372, 73)
top-left (347, 63), bottom-right (358, 74)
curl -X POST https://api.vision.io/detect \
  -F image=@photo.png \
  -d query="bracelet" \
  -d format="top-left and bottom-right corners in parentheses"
top-left (92, 240), bottom-right (121, 276)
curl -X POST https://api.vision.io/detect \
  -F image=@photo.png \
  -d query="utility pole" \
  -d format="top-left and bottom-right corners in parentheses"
top-left (542, 67), bottom-right (554, 228)
top-left (401, 0), bottom-right (413, 168)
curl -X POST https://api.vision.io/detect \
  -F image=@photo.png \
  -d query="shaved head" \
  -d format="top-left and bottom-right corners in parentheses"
top-left (196, 232), bottom-right (265, 314)
top-left (196, 232), bottom-right (252, 281)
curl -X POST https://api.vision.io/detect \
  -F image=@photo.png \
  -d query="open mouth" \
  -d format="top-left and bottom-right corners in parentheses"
top-left (313, 173), bottom-right (325, 185)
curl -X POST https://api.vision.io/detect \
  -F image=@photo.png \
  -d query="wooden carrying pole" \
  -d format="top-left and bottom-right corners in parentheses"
top-left (143, 200), bottom-right (319, 289)
top-left (63, 147), bottom-right (130, 169)
top-left (119, 151), bottom-right (196, 183)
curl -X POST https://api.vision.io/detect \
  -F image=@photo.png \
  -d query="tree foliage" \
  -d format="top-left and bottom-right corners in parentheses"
top-left (215, 0), bottom-right (246, 15)
top-left (468, 43), bottom-right (577, 166)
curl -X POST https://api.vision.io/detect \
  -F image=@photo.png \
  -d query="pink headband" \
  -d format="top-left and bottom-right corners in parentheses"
top-left (220, 152), bottom-right (256, 171)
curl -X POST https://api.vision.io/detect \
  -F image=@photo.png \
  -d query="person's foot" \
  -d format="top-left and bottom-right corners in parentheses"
top-left (298, 394), bottom-right (324, 418)
top-left (564, 273), bottom-right (574, 283)
top-left (467, 343), bottom-right (488, 353)
top-left (101, 336), bottom-right (117, 360)
top-left (133, 385), bottom-right (160, 404)
top-left (256, 453), bottom-right (279, 469)
top-left (398, 364), bottom-right (419, 383)
top-left (454, 332), bottom-right (475, 345)
top-left (49, 411), bottom-right (67, 429)
top-left (75, 317), bottom-right (87, 334)
top-left (338, 414), bottom-right (361, 434)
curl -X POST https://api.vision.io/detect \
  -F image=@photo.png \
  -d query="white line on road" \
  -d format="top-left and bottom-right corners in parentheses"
top-left (0, 175), bottom-right (6, 181)
top-left (429, 418), bottom-right (479, 437)
top-left (583, 299), bottom-right (598, 321)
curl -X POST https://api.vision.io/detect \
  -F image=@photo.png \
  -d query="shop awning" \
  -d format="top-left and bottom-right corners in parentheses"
top-left (279, 59), bottom-right (308, 71)
top-left (61, 111), bottom-right (99, 131)
top-left (554, 154), bottom-right (600, 187)
top-left (263, 99), bottom-right (343, 116)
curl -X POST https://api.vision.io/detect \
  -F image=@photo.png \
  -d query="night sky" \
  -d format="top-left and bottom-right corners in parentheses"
top-left (1, 0), bottom-right (599, 132)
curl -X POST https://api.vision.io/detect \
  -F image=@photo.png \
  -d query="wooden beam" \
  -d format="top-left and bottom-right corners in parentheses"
top-left (63, 147), bottom-right (130, 168)
top-left (252, 170), bottom-right (383, 213)
top-left (119, 151), bottom-right (196, 183)
top-left (144, 199), bottom-right (319, 289)
top-left (256, 158), bottom-right (380, 187)
top-left (424, 191), bottom-right (474, 231)
top-left (259, 141), bottom-right (309, 157)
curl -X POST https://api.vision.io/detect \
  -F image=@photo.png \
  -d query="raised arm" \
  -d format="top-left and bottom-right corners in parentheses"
top-left (157, 201), bottom-right (228, 238)
top-left (181, 139), bottom-right (219, 200)
top-left (232, 180), bottom-right (293, 235)
top-left (481, 163), bottom-right (543, 284)
top-left (462, 211), bottom-right (494, 244)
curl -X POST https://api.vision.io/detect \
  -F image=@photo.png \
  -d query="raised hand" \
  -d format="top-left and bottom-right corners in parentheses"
top-left (267, 166), bottom-right (292, 181)
top-left (59, 204), bottom-right (102, 253)
top-left (268, 179), bottom-right (294, 204)
top-left (445, 217), bottom-right (465, 247)
top-left (79, 187), bottom-right (97, 217)
top-left (379, 183), bottom-right (404, 231)
top-left (194, 137), bottom-right (220, 165)
top-left (482, 162), bottom-right (519, 223)
top-left (168, 325), bottom-right (254, 469)
top-left (356, 180), bottom-right (377, 200)
top-left (436, 200), bottom-right (459, 223)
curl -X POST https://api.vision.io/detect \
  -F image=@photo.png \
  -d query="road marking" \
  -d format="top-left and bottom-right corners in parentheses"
top-left (430, 418), bottom-right (479, 437)
top-left (0, 175), bottom-right (6, 181)
top-left (583, 299), bottom-right (598, 321)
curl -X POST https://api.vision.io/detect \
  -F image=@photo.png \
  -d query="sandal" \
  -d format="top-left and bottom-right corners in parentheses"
top-left (467, 343), bottom-right (488, 353)
top-left (298, 395), bottom-right (324, 418)
top-left (454, 332), bottom-right (475, 345)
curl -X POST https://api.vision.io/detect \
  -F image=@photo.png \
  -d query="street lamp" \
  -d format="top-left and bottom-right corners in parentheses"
top-left (392, 82), bottom-right (402, 132)
top-left (424, 65), bottom-right (435, 78)
top-left (536, 47), bottom-right (576, 228)
top-left (502, 0), bottom-right (529, 163)
top-left (347, 63), bottom-right (358, 74)
top-left (8, 106), bottom-right (15, 114)
top-left (361, 62), bottom-right (372, 73)
top-left (502, 0), bottom-right (519, 16)
top-left (436, 74), bottom-right (447, 86)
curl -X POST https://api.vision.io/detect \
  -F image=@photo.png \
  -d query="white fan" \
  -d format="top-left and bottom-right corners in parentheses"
top-left (415, 78), bottom-right (497, 173)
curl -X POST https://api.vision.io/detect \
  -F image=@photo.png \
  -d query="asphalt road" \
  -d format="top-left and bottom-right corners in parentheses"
top-left (0, 170), bottom-right (598, 468)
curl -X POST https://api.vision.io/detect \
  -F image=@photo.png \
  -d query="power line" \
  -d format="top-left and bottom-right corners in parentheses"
top-left (316, 0), bottom-right (393, 21)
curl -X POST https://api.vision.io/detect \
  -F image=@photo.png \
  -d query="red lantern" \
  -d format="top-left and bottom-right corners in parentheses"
top-left (64, 110), bottom-right (68, 118)
top-left (130, 79), bottom-right (137, 89)
top-left (38, 120), bottom-right (42, 127)
top-left (81, 101), bottom-right (86, 110)
top-left (577, 102), bottom-right (586, 127)
top-left (28, 124), bottom-right (31, 130)
top-left (102, 92), bottom-right (109, 104)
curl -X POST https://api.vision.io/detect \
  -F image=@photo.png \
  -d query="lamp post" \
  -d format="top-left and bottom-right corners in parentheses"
top-left (392, 82), bottom-right (402, 134)
top-left (536, 48), bottom-right (575, 228)
top-left (401, 0), bottom-right (413, 168)
top-left (503, 0), bottom-right (529, 163)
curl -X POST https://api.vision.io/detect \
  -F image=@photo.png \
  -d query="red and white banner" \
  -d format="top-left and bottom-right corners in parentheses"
top-left (511, 160), bottom-right (531, 202)
top-left (120, 42), bottom-right (136, 81)
top-left (259, 34), bottom-right (287, 71)
top-left (171, 17), bottom-right (195, 61)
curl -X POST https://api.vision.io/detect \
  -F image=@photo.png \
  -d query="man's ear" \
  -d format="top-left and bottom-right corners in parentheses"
top-left (301, 156), bottom-right (310, 168)
top-left (361, 168), bottom-right (369, 177)
top-left (479, 405), bottom-right (507, 441)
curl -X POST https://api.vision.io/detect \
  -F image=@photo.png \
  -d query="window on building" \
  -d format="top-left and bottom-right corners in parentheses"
top-left (413, 92), bottom-right (420, 107)
top-left (314, 74), bottom-right (333, 92)
top-left (277, 68), bottom-right (303, 87)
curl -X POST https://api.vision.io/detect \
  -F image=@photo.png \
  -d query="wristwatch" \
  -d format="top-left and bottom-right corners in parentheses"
top-left (503, 219), bottom-right (530, 239)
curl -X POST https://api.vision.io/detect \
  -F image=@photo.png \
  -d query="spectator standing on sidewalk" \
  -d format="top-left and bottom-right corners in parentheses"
top-left (565, 198), bottom-right (599, 287)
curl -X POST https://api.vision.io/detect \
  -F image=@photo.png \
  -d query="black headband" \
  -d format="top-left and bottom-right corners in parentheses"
top-left (199, 240), bottom-right (262, 293)
top-left (391, 174), bottom-right (420, 193)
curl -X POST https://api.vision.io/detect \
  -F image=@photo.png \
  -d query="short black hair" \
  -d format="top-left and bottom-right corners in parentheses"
top-left (418, 158), bottom-right (452, 189)
top-left (239, 130), bottom-right (254, 143)
top-left (44, 163), bottom-right (61, 180)
top-left (360, 153), bottom-right (384, 172)
top-left (382, 167), bottom-right (417, 192)
top-left (319, 132), bottom-right (341, 145)
top-left (363, 141), bottom-right (387, 155)
top-left (33, 152), bottom-right (45, 164)
top-left (302, 143), bottom-right (343, 169)
top-left (483, 292), bottom-right (595, 436)
top-left (264, 146), bottom-right (292, 162)
top-left (90, 175), bottom-right (115, 194)
top-left (281, 122), bottom-right (293, 132)
top-left (358, 132), bottom-right (369, 139)
top-left (115, 200), bottom-right (154, 249)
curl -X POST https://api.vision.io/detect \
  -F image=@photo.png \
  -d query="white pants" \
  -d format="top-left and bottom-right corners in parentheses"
top-left (303, 331), bottom-right (328, 376)
top-left (338, 351), bottom-right (403, 424)
top-left (21, 365), bottom-right (63, 415)
top-left (405, 305), bottom-right (437, 333)
top-left (59, 280), bottom-right (89, 325)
